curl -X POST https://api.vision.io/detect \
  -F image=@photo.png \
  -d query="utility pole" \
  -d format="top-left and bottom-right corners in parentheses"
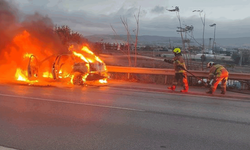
top-left (209, 23), bottom-right (216, 53)
top-left (167, 6), bottom-right (185, 52)
top-left (239, 50), bottom-right (243, 66)
top-left (193, 10), bottom-right (206, 71)
top-left (167, 6), bottom-right (190, 68)
top-left (209, 38), bottom-right (212, 50)
top-left (134, 7), bottom-right (140, 67)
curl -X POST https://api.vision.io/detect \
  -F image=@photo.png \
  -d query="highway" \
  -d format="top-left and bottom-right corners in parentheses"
top-left (0, 80), bottom-right (250, 150)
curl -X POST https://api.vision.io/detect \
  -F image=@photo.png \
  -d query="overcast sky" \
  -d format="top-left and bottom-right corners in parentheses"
top-left (10, 0), bottom-right (250, 38)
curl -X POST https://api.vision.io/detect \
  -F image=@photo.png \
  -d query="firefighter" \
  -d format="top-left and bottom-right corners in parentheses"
top-left (164, 47), bottom-right (189, 92)
top-left (206, 61), bottom-right (229, 94)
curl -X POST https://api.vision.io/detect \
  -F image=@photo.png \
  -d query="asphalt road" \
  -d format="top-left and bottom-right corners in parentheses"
top-left (0, 82), bottom-right (250, 150)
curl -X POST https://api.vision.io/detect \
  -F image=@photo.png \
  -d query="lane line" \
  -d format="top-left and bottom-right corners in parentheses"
top-left (1, 92), bottom-right (249, 125)
top-left (0, 93), bottom-right (145, 112)
top-left (0, 146), bottom-right (17, 150)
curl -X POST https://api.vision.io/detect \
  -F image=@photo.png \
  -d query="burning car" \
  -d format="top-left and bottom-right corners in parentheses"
top-left (23, 45), bottom-right (108, 85)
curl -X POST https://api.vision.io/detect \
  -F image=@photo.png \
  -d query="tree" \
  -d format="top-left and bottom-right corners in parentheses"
top-left (231, 52), bottom-right (240, 64)
top-left (54, 25), bottom-right (71, 47)
top-left (120, 16), bottom-right (132, 67)
top-left (54, 25), bottom-right (88, 48)
top-left (231, 49), bottom-right (250, 65)
top-left (133, 7), bottom-right (140, 67)
top-left (110, 7), bottom-right (141, 67)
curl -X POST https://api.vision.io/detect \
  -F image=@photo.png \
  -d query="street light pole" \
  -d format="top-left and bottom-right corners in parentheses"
top-left (167, 6), bottom-right (186, 52)
top-left (193, 10), bottom-right (205, 70)
top-left (209, 23), bottom-right (216, 54)
top-left (167, 6), bottom-right (192, 68)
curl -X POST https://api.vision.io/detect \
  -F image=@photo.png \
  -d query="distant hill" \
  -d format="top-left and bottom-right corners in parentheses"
top-left (85, 34), bottom-right (250, 48)
top-left (213, 37), bottom-right (250, 48)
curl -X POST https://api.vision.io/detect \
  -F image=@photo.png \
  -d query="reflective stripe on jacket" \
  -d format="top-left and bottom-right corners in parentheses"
top-left (173, 55), bottom-right (186, 73)
top-left (208, 64), bottom-right (228, 80)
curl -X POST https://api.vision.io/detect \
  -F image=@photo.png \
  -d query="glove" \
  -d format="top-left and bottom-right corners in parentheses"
top-left (203, 82), bottom-right (208, 87)
top-left (164, 59), bottom-right (173, 64)
top-left (207, 80), bottom-right (210, 84)
top-left (205, 80), bottom-right (211, 88)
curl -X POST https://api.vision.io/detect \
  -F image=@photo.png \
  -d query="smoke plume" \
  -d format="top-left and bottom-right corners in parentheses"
top-left (0, 0), bottom-right (67, 79)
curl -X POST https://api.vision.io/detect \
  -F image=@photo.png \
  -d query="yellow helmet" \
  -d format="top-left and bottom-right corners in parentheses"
top-left (173, 47), bottom-right (181, 54)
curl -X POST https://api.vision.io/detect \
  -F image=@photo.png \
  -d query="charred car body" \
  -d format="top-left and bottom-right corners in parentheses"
top-left (26, 46), bottom-right (108, 85)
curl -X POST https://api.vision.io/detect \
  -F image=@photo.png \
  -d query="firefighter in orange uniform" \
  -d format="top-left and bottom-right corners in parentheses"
top-left (164, 47), bottom-right (189, 92)
top-left (206, 61), bottom-right (229, 94)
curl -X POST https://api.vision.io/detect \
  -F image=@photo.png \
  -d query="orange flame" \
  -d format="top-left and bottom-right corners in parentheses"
top-left (15, 68), bottom-right (38, 83)
top-left (82, 73), bottom-right (89, 82)
top-left (73, 51), bottom-right (89, 63)
top-left (23, 53), bottom-right (33, 58)
top-left (99, 78), bottom-right (107, 84)
top-left (95, 56), bottom-right (103, 63)
top-left (81, 46), bottom-right (94, 55)
top-left (15, 68), bottom-right (28, 81)
top-left (80, 46), bottom-right (103, 63)
top-left (1, 30), bottom-right (107, 86)
top-left (42, 72), bottom-right (53, 78)
top-left (70, 75), bottom-right (75, 84)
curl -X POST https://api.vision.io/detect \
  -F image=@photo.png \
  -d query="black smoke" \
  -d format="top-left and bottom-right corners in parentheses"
top-left (0, 0), bottom-right (67, 63)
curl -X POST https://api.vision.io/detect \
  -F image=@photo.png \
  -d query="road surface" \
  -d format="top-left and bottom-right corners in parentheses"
top-left (0, 81), bottom-right (250, 150)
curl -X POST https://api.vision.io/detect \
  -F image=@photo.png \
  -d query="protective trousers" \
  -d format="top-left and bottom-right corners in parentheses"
top-left (210, 76), bottom-right (228, 93)
top-left (172, 72), bottom-right (189, 90)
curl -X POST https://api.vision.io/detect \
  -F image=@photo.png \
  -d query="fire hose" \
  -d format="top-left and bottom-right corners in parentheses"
top-left (180, 66), bottom-right (208, 85)
top-left (179, 66), bottom-right (212, 87)
top-left (163, 59), bottom-right (209, 86)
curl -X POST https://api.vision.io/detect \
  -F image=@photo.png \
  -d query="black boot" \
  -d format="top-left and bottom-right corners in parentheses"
top-left (221, 91), bottom-right (225, 94)
top-left (206, 90), bottom-right (213, 94)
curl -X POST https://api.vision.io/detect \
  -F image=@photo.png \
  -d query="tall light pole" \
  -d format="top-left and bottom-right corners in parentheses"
top-left (167, 6), bottom-right (185, 52)
top-left (209, 23), bottom-right (216, 54)
top-left (193, 9), bottom-right (205, 70)
top-left (167, 6), bottom-right (192, 68)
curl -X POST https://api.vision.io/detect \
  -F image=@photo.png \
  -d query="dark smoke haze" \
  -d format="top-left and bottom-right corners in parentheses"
top-left (0, 0), bottom-right (70, 79)
top-left (0, 0), bottom-right (67, 63)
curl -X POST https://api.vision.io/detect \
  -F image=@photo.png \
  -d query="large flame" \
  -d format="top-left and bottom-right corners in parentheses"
top-left (73, 51), bottom-right (89, 63)
top-left (0, 30), bottom-right (107, 85)
top-left (42, 72), bottom-right (53, 78)
top-left (0, 1), bottom-right (107, 86)
top-left (15, 68), bottom-right (28, 82)
top-left (81, 46), bottom-right (103, 63)
top-left (15, 68), bottom-right (38, 83)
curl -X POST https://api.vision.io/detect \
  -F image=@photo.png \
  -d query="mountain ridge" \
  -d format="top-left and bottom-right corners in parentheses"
top-left (85, 34), bottom-right (250, 48)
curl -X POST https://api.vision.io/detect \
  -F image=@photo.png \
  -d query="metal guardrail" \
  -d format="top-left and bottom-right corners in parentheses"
top-left (107, 66), bottom-right (250, 81)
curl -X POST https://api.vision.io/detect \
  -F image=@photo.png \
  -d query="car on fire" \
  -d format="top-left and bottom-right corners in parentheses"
top-left (25, 46), bottom-right (108, 85)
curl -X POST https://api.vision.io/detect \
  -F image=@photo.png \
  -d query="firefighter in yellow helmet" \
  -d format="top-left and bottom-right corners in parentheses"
top-left (164, 47), bottom-right (189, 92)
top-left (206, 61), bottom-right (229, 94)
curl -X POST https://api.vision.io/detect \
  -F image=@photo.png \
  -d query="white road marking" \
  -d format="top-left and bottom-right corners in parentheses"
top-left (0, 146), bottom-right (17, 150)
top-left (0, 93), bottom-right (145, 112)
